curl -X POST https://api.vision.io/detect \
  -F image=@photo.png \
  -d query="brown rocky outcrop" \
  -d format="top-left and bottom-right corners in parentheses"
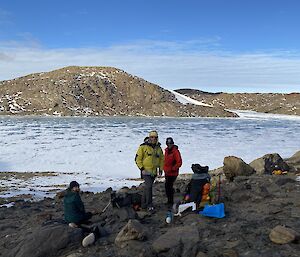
top-left (176, 88), bottom-right (300, 116)
top-left (223, 156), bottom-right (255, 181)
top-left (0, 66), bottom-right (236, 117)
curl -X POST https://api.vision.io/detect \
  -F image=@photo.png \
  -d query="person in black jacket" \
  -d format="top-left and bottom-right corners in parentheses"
top-left (185, 164), bottom-right (211, 208)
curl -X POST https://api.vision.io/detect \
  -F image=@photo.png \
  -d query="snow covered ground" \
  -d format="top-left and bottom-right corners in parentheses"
top-left (230, 110), bottom-right (300, 120)
top-left (0, 112), bottom-right (299, 198)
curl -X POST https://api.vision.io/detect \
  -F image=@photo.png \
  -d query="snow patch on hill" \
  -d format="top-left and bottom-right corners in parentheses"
top-left (230, 110), bottom-right (300, 120)
top-left (169, 90), bottom-right (213, 107)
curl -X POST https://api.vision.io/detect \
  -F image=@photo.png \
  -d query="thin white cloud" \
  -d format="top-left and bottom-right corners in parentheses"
top-left (0, 40), bottom-right (300, 93)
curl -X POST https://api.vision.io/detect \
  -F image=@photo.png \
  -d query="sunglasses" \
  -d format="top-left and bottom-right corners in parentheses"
top-left (149, 136), bottom-right (158, 139)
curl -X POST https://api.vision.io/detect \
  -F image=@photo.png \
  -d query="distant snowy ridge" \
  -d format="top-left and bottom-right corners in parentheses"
top-left (169, 89), bottom-right (213, 107)
top-left (230, 110), bottom-right (300, 120)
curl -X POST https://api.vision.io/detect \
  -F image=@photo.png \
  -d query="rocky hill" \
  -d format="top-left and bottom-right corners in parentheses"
top-left (176, 89), bottom-right (300, 116)
top-left (0, 66), bottom-right (236, 117)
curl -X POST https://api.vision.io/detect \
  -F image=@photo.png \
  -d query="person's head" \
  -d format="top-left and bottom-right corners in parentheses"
top-left (148, 131), bottom-right (158, 145)
top-left (166, 137), bottom-right (174, 149)
top-left (191, 164), bottom-right (209, 174)
top-left (69, 181), bottom-right (80, 192)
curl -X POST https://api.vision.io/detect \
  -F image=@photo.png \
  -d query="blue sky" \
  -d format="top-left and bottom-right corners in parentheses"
top-left (1, 0), bottom-right (300, 92)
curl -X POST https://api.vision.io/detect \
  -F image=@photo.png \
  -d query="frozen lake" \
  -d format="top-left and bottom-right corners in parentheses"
top-left (0, 112), bottom-right (299, 197)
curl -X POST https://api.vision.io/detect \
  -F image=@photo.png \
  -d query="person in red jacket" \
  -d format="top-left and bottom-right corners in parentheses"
top-left (163, 137), bottom-right (182, 206)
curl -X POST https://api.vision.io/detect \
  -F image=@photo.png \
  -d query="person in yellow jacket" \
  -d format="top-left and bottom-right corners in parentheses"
top-left (135, 130), bottom-right (164, 211)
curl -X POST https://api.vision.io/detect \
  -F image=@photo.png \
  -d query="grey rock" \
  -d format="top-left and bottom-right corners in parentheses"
top-left (196, 252), bottom-right (208, 257)
top-left (9, 224), bottom-right (82, 257)
top-left (222, 248), bottom-right (239, 257)
top-left (136, 211), bottom-right (149, 219)
top-left (152, 225), bottom-right (200, 254)
top-left (275, 177), bottom-right (295, 186)
top-left (113, 207), bottom-right (137, 221)
top-left (285, 150), bottom-right (300, 172)
top-left (249, 153), bottom-right (289, 175)
top-left (223, 156), bottom-right (255, 181)
top-left (115, 219), bottom-right (147, 246)
top-left (66, 253), bottom-right (84, 257)
top-left (269, 225), bottom-right (298, 244)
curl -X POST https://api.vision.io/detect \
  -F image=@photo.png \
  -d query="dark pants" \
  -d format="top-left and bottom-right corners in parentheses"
top-left (165, 175), bottom-right (177, 204)
top-left (142, 174), bottom-right (155, 208)
top-left (190, 179), bottom-right (207, 207)
top-left (77, 212), bottom-right (93, 226)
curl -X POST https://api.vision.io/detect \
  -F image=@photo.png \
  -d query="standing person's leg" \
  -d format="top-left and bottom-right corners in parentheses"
top-left (147, 175), bottom-right (155, 208)
top-left (168, 176), bottom-right (177, 204)
top-left (142, 174), bottom-right (155, 208)
top-left (165, 176), bottom-right (177, 204)
top-left (165, 176), bottom-right (171, 203)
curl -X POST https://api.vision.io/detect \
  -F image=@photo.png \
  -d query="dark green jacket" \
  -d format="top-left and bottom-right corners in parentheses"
top-left (63, 189), bottom-right (86, 223)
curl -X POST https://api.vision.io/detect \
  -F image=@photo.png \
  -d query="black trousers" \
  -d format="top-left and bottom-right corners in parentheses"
top-left (75, 211), bottom-right (93, 225)
top-left (165, 175), bottom-right (177, 204)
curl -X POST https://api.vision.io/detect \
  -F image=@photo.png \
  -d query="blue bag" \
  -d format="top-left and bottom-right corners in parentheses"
top-left (199, 203), bottom-right (225, 218)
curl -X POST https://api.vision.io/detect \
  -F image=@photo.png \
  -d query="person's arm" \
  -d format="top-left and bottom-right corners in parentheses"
top-left (159, 147), bottom-right (164, 171)
top-left (74, 193), bottom-right (85, 214)
top-left (173, 149), bottom-right (182, 170)
top-left (135, 146), bottom-right (145, 171)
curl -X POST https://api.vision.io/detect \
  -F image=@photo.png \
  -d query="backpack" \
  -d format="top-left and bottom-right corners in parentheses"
top-left (110, 191), bottom-right (142, 208)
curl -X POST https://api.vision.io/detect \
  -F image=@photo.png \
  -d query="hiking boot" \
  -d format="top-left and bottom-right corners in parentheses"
top-left (82, 232), bottom-right (95, 247)
top-left (92, 226), bottom-right (100, 239)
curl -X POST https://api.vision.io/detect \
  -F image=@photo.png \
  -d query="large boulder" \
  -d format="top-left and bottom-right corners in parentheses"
top-left (223, 156), bottom-right (255, 181)
top-left (152, 225), bottom-right (200, 256)
top-left (115, 219), bottom-right (147, 247)
top-left (269, 225), bottom-right (299, 244)
top-left (285, 150), bottom-right (300, 172)
top-left (250, 153), bottom-right (290, 174)
top-left (9, 224), bottom-right (82, 257)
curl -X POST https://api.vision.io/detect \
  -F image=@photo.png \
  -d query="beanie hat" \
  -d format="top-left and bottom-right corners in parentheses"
top-left (149, 131), bottom-right (158, 137)
top-left (166, 137), bottom-right (174, 145)
top-left (191, 164), bottom-right (209, 174)
top-left (69, 181), bottom-right (79, 189)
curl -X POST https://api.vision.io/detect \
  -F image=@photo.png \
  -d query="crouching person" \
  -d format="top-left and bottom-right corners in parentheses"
top-left (63, 181), bottom-right (101, 247)
top-left (185, 164), bottom-right (211, 209)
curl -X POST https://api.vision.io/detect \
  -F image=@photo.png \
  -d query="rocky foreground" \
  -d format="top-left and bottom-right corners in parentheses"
top-left (0, 151), bottom-right (300, 257)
